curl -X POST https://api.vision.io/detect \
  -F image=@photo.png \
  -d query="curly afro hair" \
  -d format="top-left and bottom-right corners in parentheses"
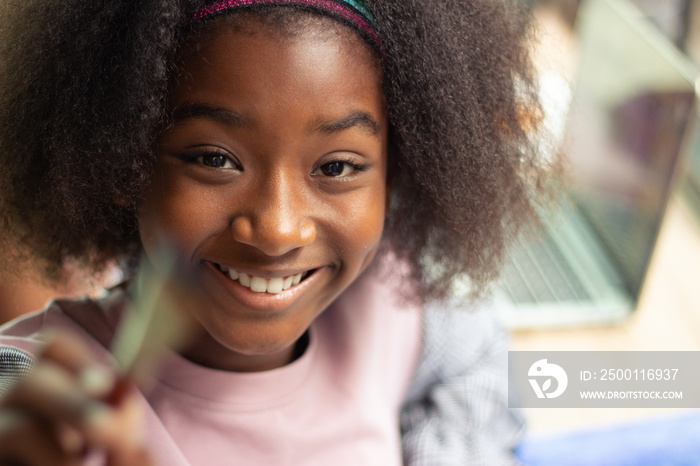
top-left (0, 0), bottom-right (554, 301)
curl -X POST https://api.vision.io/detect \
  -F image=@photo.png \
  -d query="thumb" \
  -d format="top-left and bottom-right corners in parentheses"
top-left (107, 444), bottom-right (154, 466)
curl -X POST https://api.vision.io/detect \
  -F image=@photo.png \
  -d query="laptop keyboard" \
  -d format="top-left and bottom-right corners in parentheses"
top-left (580, 201), bottom-right (649, 297)
top-left (501, 233), bottom-right (592, 304)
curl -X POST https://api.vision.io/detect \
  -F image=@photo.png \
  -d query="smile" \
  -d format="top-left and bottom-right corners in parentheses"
top-left (216, 264), bottom-right (313, 294)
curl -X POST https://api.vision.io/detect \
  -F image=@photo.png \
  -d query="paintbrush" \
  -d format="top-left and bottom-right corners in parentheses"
top-left (108, 246), bottom-right (196, 403)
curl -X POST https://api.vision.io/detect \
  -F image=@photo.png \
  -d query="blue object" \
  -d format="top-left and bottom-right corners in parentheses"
top-left (515, 411), bottom-right (700, 465)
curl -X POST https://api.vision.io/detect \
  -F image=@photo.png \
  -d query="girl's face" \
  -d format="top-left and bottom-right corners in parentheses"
top-left (138, 17), bottom-right (388, 372)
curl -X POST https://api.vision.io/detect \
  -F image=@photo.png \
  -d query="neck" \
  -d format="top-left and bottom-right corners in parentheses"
top-left (180, 331), bottom-right (310, 372)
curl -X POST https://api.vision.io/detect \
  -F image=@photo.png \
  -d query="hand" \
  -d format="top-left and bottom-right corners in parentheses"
top-left (0, 333), bottom-right (153, 466)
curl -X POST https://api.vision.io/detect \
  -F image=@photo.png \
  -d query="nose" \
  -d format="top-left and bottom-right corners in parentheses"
top-left (230, 176), bottom-right (316, 257)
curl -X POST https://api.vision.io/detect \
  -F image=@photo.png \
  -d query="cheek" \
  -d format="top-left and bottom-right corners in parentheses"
top-left (333, 185), bottom-right (387, 264)
top-left (137, 167), bottom-right (226, 256)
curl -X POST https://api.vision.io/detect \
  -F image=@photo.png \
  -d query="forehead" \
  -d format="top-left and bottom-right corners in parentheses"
top-left (178, 9), bottom-right (381, 87)
top-left (171, 11), bottom-right (385, 128)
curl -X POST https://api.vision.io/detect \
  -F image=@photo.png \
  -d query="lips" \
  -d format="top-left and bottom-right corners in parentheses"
top-left (201, 260), bottom-right (330, 314)
top-left (216, 264), bottom-right (313, 294)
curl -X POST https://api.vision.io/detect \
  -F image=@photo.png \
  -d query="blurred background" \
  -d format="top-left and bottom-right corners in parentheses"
top-left (1, 0), bottom-right (699, 462)
top-left (510, 0), bottom-right (700, 463)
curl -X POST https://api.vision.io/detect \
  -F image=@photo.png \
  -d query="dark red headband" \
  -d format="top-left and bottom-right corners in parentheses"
top-left (186, 0), bottom-right (382, 52)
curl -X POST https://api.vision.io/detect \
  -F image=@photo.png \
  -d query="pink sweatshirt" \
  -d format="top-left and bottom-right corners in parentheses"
top-left (0, 271), bottom-right (423, 465)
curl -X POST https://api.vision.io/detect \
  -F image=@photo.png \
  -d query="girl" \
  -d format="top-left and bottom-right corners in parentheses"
top-left (0, 0), bottom-right (552, 464)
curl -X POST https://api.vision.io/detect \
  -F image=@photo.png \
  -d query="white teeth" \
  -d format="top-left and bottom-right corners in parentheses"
top-left (250, 276), bottom-right (267, 293)
top-left (267, 277), bottom-right (284, 294)
top-left (219, 264), bottom-right (308, 294)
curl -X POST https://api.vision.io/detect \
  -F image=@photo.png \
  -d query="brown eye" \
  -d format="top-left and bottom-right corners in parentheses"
top-left (177, 149), bottom-right (241, 170)
top-left (201, 154), bottom-right (228, 168)
top-left (316, 161), bottom-right (355, 177)
top-left (200, 153), bottom-right (232, 168)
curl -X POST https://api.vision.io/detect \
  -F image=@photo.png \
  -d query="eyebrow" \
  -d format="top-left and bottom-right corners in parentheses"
top-left (315, 112), bottom-right (381, 136)
top-left (171, 102), bottom-right (250, 128)
top-left (171, 102), bottom-right (380, 136)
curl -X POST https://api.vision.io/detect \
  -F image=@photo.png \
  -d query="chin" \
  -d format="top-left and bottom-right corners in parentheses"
top-left (182, 315), bottom-right (307, 371)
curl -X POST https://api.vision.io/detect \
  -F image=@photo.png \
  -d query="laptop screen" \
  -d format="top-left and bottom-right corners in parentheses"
top-left (565, 0), bottom-right (697, 299)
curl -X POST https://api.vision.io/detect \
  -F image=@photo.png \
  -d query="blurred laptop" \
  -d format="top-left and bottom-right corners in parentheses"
top-left (495, 0), bottom-right (699, 328)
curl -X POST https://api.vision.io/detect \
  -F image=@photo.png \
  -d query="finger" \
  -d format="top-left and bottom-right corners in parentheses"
top-left (75, 384), bottom-right (149, 466)
top-left (107, 445), bottom-right (155, 466)
top-left (39, 331), bottom-right (97, 373)
top-left (1, 363), bottom-right (147, 459)
top-left (39, 333), bottom-right (115, 397)
top-left (0, 409), bottom-right (81, 466)
top-left (2, 364), bottom-right (144, 457)
top-left (56, 424), bottom-right (87, 457)
top-left (1, 363), bottom-right (117, 445)
top-left (102, 384), bottom-right (145, 454)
